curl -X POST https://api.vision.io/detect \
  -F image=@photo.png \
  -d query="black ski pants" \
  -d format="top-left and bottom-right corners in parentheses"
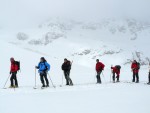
top-left (10, 72), bottom-right (18, 86)
top-left (64, 71), bottom-right (73, 85)
top-left (96, 71), bottom-right (102, 83)
top-left (40, 72), bottom-right (49, 86)
top-left (112, 72), bottom-right (119, 82)
top-left (132, 72), bottom-right (139, 82)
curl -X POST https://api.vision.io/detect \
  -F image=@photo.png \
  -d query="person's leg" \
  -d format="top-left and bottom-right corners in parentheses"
top-left (149, 72), bottom-right (150, 83)
top-left (43, 73), bottom-right (49, 87)
top-left (99, 71), bottom-right (102, 83)
top-left (136, 72), bottom-right (139, 83)
top-left (13, 73), bottom-right (18, 87)
top-left (40, 73), bottom-right (45, 87)
top-left (116, 74), bottom-right (120, 82)
top-left (66, 71), bottom-right (73, 85)
top-left (64, 71), bottom-right (69, 85)
top-left (97, 71), bottom-right (101, 83)
top-left (132, 72), bottom-right (135, 82)
top-left (112, 72), bottom-right (115, 82)
top-left (96, 72), bottom-right (100, 83)
top-left (10, 74), bottom-right (14, 87)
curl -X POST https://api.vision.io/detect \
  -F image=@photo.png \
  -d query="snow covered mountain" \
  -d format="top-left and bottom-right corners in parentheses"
top-left (2, 18), bottom-right (150, 67)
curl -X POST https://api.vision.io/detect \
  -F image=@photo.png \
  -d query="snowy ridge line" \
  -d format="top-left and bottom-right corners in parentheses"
top-left (8, 41), bottom-right (50, 56)
top-left (23, 48), bottom-right (50, 56)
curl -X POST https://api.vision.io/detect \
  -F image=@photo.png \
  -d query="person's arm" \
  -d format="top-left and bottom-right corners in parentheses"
top-left (45, 62), bottom-right (50, 71)
top-left (35, 63), bottom-right (40, 69)
top-left (10, 65), bottom-right (12, 74)
top-left (111, 67), bottom-right (114, 69)
top-left (61, 64), bottom-right (63, 70)
top-left (131, 63), bottom-right (134, 70)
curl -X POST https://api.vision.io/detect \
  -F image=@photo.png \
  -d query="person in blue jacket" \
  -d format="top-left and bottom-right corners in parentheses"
top-left (36, 57), bottom-right (50, 88)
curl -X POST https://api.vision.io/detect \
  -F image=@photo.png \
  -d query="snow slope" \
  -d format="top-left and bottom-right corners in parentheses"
top-left (0, 18), bottom-right (150, 113)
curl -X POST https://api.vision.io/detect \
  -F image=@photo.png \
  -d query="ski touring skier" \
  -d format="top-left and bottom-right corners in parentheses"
top-left (95, 59), bottom-right (105, 84)
top-left (35, 57), bottom-right (50, 88)
top-left (61, 58), bottom-right (73, 86)
top-left (111, 65), bottom-right (121, 83)
top-left (9, 57), bottom-right (19, 88)
top-left (131, 60), bottom-right (140, 83)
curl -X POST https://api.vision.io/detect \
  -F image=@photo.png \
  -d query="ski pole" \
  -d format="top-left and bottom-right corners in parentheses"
top-left (3, 74), bottom-right (11, 89)
top-left (60, 73), bottom-right (64, 87)
top-left (110, 65), bottom-right (113, 83)
top-left (48, 73), bottom-right (56, 88)
top-left (110, 70), bottom-right (112, 83)
top-left (34, 68), bottom-right (36, 88)
top-left (102, 71), bottom-right (106, 83)
top-left (110, 72), bottom-right (112, 83)
top-left (94, 72), bottom-right (97, 83)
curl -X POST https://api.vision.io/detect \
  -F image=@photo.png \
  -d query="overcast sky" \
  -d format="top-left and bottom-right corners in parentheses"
top-left (0, 0), bottom-right (150, 28)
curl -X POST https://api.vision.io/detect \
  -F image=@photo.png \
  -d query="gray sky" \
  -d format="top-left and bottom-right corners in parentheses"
top-left (0, 0), bottom-right (150, 28)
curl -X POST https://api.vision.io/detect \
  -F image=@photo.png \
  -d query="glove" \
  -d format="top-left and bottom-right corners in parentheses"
top-left (46, 70), bottom-right (48, 74)
top-left (35, 66), bottom-right (39, 69)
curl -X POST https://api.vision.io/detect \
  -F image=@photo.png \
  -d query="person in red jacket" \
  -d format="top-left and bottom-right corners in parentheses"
top-left (10, 57), bottom-right (19, 88)
top-left (95, 59), bottom-right (105, 84)
top-left (111, 65), bottom-right (121, 83)
top-left (131, 60), bottom-right (139, 83)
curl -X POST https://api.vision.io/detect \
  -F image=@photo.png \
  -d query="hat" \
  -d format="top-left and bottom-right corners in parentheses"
top-left (96, 59), bottom-right (99, 62)
top-left (64, 58), bottom-right (67, 61)
top-left (10, 57), bottom-right (14, 61)
top-left (41, 57), bottom-right (45, 60)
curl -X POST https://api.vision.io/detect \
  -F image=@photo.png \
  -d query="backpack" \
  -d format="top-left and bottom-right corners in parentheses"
top-left (15, 61), bottom-right (20, 71)
top-left (137, 62), bottom-right (140, 69)
top-left (44, 62), bottom-right (48, 71)
top-left (67, 61), bottom-right (72, 70)
top-left (115, 65), bottom-right (121, 70)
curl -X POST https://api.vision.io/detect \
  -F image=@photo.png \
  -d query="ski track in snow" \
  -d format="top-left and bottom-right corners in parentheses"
top-left (0, 81), bottom-right (149, 94)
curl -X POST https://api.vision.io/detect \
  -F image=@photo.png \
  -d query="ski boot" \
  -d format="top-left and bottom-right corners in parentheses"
top-left (14, 85), bottom-right (19, 88)
top-left (46, 84), bottom-right (49, 87)
top-left (41, 84), bottom-right (46, 89)
top-left (9, 85), bottom-right (14, 88)
top-left (147, 82), bottom-right (150, 85)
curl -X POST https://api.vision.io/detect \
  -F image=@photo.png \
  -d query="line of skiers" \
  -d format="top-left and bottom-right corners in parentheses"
top-left (9, 57), bottom-right (150, 89)
top-left (9, 57), bottom-right (73, 88)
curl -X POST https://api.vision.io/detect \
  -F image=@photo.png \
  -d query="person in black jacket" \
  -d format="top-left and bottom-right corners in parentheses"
top-left (62, 58), bottom-right (73, 86)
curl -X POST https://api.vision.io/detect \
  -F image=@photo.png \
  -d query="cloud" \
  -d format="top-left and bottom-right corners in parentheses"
top-left (0, 0), bottom-right (149, 28)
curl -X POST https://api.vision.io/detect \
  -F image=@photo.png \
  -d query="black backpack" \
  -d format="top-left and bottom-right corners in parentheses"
top-left (44, 62), bottom-right (48, 71)
top-left (15, 61), bottom-right (20, 71)
top-left (137, 62), bottom-right (140, 69)
top-left (115, 65), bottom-right (121, 70)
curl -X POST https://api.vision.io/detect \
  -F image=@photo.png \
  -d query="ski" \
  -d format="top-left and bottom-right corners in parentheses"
top-left (41, 87), bottom-right (46, 89)
top-left (33, 87), bottom-right (37, 89)
top-left (144, 83), bottom-right (150, 85)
